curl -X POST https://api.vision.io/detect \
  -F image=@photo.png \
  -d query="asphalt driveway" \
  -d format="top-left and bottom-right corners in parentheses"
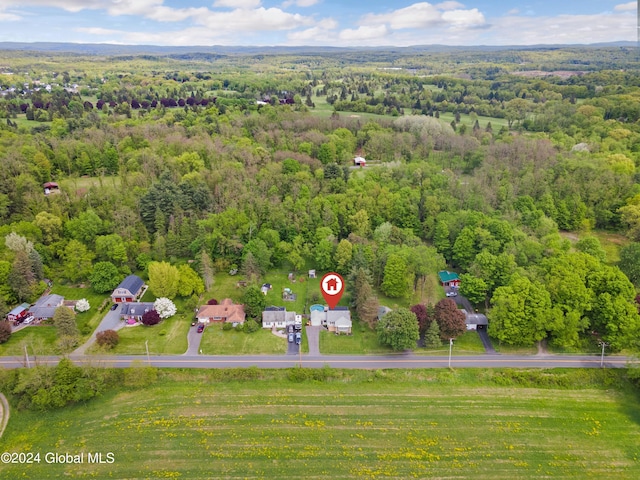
top-left (73, 305), bottom-right (123, 354)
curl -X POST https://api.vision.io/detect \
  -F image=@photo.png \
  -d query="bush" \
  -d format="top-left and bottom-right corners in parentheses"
top-left (0, 321), bottom-right (12, 343)
top-left (96, 329), bottom-right (119, 349)
top-left (207, 298), bottom-right (219, 305)
top-left (222, 322), bottom-right (233, 331)
top-left (243, 319), bottom-right (260, 333)
top-left (123, 362), bottom-right (158, 387)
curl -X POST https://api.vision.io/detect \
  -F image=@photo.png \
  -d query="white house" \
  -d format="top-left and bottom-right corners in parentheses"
top-left (262, 307), bottom-right (296, 329)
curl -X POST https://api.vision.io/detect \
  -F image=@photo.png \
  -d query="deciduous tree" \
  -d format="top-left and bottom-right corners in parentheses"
top-left (89, 261), bottom-right (122, 293)
top-left (434, 298), bottom-right (466, 340)
top-left (177, 264), bottom-right (205, 297)
top-left (148, 261), bottom-right (179, 298)
top-left (376, 308), bottom-right (419, 351)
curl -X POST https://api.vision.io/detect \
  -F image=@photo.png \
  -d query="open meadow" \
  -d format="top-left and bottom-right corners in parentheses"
top-left (0, 368), bottom-right (638, 479)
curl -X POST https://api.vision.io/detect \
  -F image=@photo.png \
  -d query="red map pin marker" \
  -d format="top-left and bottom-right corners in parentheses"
top-left (321, 272), bottom-right (345, 309)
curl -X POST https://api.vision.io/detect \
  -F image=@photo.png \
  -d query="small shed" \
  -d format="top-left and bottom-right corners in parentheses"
top-left (354, 156), bottom-right (366, 167)
top-left (308, 269), bottom-right (316, 278)
top-left (43, 182), bottom-right (60, 195)
top-left (438, 270), bottom-right (460, 287)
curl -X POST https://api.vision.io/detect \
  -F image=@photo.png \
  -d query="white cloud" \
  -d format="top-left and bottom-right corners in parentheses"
top-left (441, 8), bottom-right (485, 27)
top-left (75, 26), bottom-right (120, 35)
top-left (507, 8), bottom-right (519, 15)
top-left (213, 0), bottom-right (262, 8)
top-left (487, 12), bottom-right (636, 45)
top-left (339, 24), bottom-right (389, 41)
top-left (195, 7), bottom-right (312, 32)
top-left (435, 1), bottom-right (465, 10)
top-left (614, 2), bottom-right (636, 11)
top-left (0, 9), bottom-right (20, 20)
top-left (282, 0), bottom-right (319, 7)
top-left (359, 2), bottom-right (486, 30)
top-left (362, 3), bottom-right (441, 29)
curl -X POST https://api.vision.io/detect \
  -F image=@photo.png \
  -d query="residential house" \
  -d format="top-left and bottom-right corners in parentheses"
top-left (438, 270), bottom-right (460, 288)
top-left (28, 294), bottom-right (65, 321)
top-left (354, 156), bottom-right (367, 167)
top-left (120, 302), bottom-right (155, 321)
top-left (196, 298), bottom-right (246, 326)
top-left (111, 275), bottom-right (145, 303)
top-left (310, 306), bottom-right (352, 334)
top-left (262, 306), bottom-right (296, 329)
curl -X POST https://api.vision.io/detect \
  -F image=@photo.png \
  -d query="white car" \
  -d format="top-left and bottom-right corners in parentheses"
top-left (23, 315), bottom-right (35, 324)
top-left (446, 291), bottom-right (457, 297)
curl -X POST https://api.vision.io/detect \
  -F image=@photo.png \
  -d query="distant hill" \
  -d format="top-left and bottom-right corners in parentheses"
top-left (0, 41), bottom-right (635, 56)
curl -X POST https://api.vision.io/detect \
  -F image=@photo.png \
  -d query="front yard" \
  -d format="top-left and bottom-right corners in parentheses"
top-left (0, 326), bottom-right (58, 356)
top-left (100, 314), bottom-right (190, 355)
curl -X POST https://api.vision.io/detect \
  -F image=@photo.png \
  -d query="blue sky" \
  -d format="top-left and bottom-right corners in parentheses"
top-left (0, 1), bottom-right (636, 46)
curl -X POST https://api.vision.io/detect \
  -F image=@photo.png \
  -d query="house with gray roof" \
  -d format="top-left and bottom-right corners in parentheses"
top-left (310, 306), bottom-right (352, 334)
top-left (29, 294), bottom-right (65, 321)
top-left (111, 275), bottom-right (145, 303)
top-left (262, 307), bottom-right (296, 329)
top-left (120, 302), bottom-right (155, 321)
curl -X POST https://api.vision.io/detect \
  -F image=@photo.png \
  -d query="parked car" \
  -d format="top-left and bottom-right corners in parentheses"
top-left (197, 324), bottom-right (205, 333)
top-left (295, 332), bottom-right (302, 345)
top-left (446, 291), bottom-right (457, 297)
top-left (288, 333), bottom-right (294, 343)
top-left (23, 316), bottom-right (35, 325)
top-left (110, 304), bottom-right (118, 311)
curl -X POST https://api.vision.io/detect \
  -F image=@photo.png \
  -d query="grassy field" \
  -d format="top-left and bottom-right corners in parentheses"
top-left (0, 369), bottom-right (638, 479)
top-left (104, 314), bottom-right (190, 355)
top-left (0, 326), bottom-right (57, 356)
top-left (199, 323), bottom-right (287, 355)
top-left (319, 318), bottom-right (390, 354)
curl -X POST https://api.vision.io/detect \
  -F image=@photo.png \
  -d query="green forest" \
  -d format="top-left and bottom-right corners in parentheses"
top-left (1, 45), bottom-right (640, 353)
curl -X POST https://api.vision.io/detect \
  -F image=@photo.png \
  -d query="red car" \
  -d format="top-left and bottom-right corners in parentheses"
top-left (197, 324), bottom-right (205, 333)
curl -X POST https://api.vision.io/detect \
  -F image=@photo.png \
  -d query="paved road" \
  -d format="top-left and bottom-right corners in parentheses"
top-left (0, 353), bottom-right (629, 370)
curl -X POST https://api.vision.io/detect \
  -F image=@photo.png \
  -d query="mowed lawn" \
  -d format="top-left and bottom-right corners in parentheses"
top-left (106, 315), bottom-right (190, 355)
top-left (200, 323), bottom-right (287, 355)
top-left (0, 369), bottom-right (639, 479)
top-left (0, 326), bottom-right (58, 356)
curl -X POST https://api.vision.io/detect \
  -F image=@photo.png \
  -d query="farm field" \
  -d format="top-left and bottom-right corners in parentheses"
top-left (0, 369), bottom-right (638, 479)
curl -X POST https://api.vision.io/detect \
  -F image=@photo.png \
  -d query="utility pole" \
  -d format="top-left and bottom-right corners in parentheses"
top-left (24, 345), bottom-right (30, 368)
top-left (599, 341), bottom-right (609, 368)
top-left (448, 338), bottom-right (453, 368)
top-left (145, 340), bottom-right (150, 365)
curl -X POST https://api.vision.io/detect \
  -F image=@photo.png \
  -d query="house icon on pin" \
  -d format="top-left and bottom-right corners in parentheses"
top-left (326, 278), bottom-right (339, 292)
